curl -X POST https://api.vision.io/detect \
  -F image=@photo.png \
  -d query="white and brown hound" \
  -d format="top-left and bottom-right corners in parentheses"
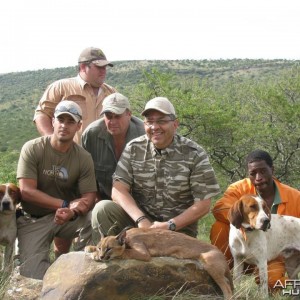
top-left (0, 183), bottom-right (21, 272)
top-left (228, 194), bottom-right (300, 297)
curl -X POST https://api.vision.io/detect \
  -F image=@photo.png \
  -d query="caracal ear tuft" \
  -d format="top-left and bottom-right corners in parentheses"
top-left (116, 230), bottom-right (127, 246)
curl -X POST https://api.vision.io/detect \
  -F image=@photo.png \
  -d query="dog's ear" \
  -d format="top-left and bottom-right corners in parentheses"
top-left (228, 200), bottom-right (244, 229)
top-left (97, 224), bottom-right (106, 240)
top-left (8, 183), bottom-right (22, 204)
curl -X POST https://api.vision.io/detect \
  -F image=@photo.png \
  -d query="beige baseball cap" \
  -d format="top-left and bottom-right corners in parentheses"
top-left (78, 47), bottom-right (113, 67)
top-left (54, 100), bottom-right (82, 122)
top-left (141, 97), bottom-right (176, 116)
top-left (100, 93), bottom-right (131, 115)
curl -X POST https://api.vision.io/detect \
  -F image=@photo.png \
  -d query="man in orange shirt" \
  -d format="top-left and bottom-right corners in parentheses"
top-left (210, 149), bottom-right (300, 290)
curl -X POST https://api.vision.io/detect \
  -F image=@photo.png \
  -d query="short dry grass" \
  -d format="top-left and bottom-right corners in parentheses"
top-left (130, 274), bottom-right (295, 299)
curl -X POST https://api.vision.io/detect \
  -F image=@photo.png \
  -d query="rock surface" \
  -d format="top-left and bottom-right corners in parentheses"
top-left (40, 252), bottom-right (222, 300)
top-left (3, 268), bottom-right (42, 300)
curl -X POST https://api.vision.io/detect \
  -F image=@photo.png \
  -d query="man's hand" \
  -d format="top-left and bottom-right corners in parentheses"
top-left (137, 218), bottom-right (152, 228)
top-left (69, 199), bottom-right (88, 215)
top-left (69, 194), bottom-right (95, 215)
top-left (150, 221), bottom-right (169, 230)
top-left (54, 208), bottom-right (75, 224)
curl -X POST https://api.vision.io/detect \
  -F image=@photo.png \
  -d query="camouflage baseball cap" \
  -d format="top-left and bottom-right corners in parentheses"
top-left (141, 97), bottom-right (176, 116)
top-left (100, 93), bottom-right (131, 115)
top-left (78, 47), bottom-right (113, 67)
top-left (54, 100), bottom-right (82, 123)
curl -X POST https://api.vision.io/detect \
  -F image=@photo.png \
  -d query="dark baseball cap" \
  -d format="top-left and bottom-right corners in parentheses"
top-left (78, 47), bottom-right (113, 67)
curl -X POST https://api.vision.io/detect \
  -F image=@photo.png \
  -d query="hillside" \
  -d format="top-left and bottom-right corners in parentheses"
top-left (0, 59), bottom-right (297, 153)
top-left (0, 59), bottom-right (299, 187)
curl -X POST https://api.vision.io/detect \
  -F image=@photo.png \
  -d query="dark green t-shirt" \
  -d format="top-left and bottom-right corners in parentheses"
top-left (17, 136), bottom-right (97, 216)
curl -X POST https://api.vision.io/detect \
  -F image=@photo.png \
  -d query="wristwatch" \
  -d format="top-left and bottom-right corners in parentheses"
top-left (167, 220), bottom-right (176, 231)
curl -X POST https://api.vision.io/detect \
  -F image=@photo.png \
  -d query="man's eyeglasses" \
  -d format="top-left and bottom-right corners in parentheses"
top-left (144, 119), bottom-right (176, 127)
top-left (55, 106), bottom-right (82, 118)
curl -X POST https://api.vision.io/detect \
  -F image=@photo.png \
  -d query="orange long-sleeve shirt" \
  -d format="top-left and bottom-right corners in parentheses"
top-left (212, 177), bottom-right (300, 223)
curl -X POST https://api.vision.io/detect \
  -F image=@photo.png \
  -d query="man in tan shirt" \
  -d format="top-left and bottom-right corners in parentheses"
top-left (34, 47), bottom-right (116, 144)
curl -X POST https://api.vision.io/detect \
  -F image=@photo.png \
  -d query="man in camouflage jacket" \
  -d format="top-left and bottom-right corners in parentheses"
top-left (91, 97), bottom-right (220, 241)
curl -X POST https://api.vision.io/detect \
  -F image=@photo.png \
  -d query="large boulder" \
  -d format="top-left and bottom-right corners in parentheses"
top-left (40, 252), bottom-right (223, 300)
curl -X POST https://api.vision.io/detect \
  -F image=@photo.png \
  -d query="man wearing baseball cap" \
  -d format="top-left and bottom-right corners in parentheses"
top-left (82, 93), bottom-right (145, 202)
top-left (33, 47), bottom-right (116, 258)
top-left (91, 96), bottom-right (220, 242)
top-left (54, 100), bottom-right (82, 123)
top-left (17, 100), bottom-right (97, 279)
top-left (34, 47), bottom-right (116, 145)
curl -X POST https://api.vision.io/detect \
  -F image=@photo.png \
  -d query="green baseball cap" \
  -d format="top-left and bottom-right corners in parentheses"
top-left (78, 47), bottom-right (113, 67)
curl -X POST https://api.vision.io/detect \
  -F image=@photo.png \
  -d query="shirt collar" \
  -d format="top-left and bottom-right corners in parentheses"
top-left (149, 136), bottom-right (176, 157)
top-left (273, 181), bottom-right (281, 204)
top-left (256, 180), bottom-right (282, 213)
top-left (77, 74), bottom-right (88, 89)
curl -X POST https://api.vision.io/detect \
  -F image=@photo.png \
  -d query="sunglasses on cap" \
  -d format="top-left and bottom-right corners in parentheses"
top-left (55, 105), bottom-right (82, 118)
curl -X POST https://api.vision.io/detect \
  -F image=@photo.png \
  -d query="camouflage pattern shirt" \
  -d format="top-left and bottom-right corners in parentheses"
top-left (113, 134), bottom-right (220, 236)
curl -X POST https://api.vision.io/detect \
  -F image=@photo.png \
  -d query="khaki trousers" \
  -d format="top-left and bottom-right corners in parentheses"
top-left (91, 200), bottom-right (135, 244)
top-left (17, 212), bottom-right (91, 280)
top-left (91, 200), bottom-right (196, 244)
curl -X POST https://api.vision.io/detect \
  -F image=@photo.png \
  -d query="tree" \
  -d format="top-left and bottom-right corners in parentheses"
top-left (126, 67), bottom-right (300, 190)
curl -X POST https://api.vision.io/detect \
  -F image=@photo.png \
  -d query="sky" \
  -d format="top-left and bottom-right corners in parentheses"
top-left (1, 0), bottom-right (299, 74)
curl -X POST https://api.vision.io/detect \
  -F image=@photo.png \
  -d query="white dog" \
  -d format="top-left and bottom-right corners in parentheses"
top-left (228, 194), bottom-right (300, 297)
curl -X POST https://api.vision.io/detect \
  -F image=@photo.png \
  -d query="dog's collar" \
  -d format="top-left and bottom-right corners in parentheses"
top-left (243, 227), bottom-right (254, 232)
top-left (241, 222), bottom-right (254, 231)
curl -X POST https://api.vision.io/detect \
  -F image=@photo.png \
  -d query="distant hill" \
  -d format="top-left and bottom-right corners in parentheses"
top-left (0, 59), bottom-right (299, 153)
top-left (1, 59), bottom-right (300, 187)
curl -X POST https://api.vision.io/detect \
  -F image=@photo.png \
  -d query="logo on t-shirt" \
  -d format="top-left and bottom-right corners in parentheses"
top-left (43, 165), bottom-right (68, 181)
